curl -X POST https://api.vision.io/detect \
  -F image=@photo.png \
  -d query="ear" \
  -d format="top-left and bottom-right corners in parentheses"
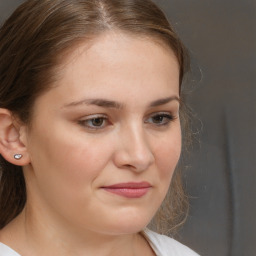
top-left (0, 108), bottom-right (30, 166)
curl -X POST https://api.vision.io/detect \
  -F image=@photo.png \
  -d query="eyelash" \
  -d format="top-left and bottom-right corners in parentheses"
top-left (78, 113), bottom-right (175, 130)
top-left (146, 113), bottom-right (175, 126)
top-left (78, 115), bottom-right (109, 130)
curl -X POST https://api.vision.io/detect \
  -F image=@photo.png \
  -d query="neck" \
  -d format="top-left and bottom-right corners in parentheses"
top-left (0, 206), bottom-right (153, 256)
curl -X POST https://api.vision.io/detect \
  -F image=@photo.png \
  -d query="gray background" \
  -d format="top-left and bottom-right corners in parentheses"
top-left (1, 1), bottom-right (255, 255)
top-left (155, 1), bottom-right (256, 256)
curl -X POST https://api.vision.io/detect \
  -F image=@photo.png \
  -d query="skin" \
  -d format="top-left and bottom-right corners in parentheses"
top-left (0, 31), bottom-right (181, 255)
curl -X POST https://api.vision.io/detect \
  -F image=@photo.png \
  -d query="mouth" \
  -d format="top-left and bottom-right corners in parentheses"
top-left (101, 182), bottom-right (152, 198)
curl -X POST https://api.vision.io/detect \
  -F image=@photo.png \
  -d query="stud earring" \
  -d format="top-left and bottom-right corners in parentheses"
top-left (14, 154), bottom-right (23, 160)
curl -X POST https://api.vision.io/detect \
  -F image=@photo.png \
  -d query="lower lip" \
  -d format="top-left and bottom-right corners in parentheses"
top-left (102, 187), bottom-right (150, 198)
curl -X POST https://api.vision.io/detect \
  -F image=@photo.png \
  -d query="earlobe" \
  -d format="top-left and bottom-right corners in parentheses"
top-left (0, 108), bottom-right (30, 166)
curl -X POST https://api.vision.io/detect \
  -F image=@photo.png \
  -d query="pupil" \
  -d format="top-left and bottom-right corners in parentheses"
top-left (92, 118), bottom-right (103, 126)
top-left (154, 116), bottom-right (163, 123)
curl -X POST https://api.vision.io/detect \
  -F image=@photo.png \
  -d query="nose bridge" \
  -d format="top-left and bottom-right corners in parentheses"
top-left (117, 120), bottom-right (154, 171)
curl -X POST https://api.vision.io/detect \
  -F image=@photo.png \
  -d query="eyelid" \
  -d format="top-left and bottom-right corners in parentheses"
top-left (78, 114), bottom-right (110, 130)
top-left (145, 111), bottom-right (176, 125)
top-left (80, 113), bottom-right (108, 119)
top-left (77, 111), bottom-right (177, 131)
top-left (145, 111), bottom-right (175, 119)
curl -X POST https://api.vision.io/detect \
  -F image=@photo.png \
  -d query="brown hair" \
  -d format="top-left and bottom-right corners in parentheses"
top-left (0, 0), bottom-right (189, 233)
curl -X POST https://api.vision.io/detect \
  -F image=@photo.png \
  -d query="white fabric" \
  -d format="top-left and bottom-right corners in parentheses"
top-left (0, 229), bottom-right (199, 256)
top-left (0, 243), bottom-right (20, 256)
top-left (143, 229), bottom-right (200, 256)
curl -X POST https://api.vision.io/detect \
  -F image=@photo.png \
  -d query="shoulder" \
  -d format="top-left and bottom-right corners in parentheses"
top-left (143, 229), bottom-right (200, 256)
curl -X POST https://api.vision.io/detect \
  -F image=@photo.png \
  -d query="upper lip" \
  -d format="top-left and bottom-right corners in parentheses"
top-left (102, 182), bottom-right (152, 189)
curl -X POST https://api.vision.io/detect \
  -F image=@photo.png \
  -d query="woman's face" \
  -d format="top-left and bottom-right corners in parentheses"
top-left (23, 32), bottom-right (181, 235)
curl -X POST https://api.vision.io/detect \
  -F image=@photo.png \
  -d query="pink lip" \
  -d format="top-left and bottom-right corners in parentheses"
top-left (102, 182), bottom-right (152, 198)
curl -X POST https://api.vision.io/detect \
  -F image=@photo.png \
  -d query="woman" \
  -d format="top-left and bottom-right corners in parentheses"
top-left (0, 0), bottom-right (199, 255)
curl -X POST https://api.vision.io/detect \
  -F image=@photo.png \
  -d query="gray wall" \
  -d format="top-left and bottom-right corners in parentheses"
top-left (1, 1), bottom-right (255, 255)
top-left (154, 1), bottom-right (256, 255)
top-left (0, 1), bottom-right (23, 22)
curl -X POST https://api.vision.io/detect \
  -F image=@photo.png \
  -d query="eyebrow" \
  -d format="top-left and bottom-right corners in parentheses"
top-left (149, 96), bottom-right (180, 107)
top-left (63, 96), bottom-right (180, 109)
top-left (64, 98), bottom-right (124, 109)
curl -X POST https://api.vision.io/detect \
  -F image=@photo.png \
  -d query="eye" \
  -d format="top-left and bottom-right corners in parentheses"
top-left (78, 115), bottom-right (109, 130)
top-left (145, 113), bottom-right (174, 126)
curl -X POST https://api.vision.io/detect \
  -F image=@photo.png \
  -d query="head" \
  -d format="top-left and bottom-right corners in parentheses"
top-left (0, 0), bottom-right (189, 234)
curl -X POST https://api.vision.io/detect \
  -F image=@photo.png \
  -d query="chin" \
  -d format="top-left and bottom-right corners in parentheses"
top-left (98, 210), bottom-right (155, 236)
top-left (100, 224), bottom-right (149, 236)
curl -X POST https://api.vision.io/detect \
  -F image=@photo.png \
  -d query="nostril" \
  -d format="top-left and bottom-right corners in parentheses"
top-left (124, 164), bottom-right (134, 169)
top-left (113, 148), bottom-right (154, 172)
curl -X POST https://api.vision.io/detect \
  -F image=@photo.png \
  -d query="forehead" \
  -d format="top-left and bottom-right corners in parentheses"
top-left (34, 31), bottom-right (180, 111)
top-left (60, 32), bottom-right (178, 82)
top-left (61, 31), bottom-right (178, 66)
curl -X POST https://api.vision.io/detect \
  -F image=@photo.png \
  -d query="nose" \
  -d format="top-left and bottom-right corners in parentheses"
top-left (113, 124), bottom-right (155, 172)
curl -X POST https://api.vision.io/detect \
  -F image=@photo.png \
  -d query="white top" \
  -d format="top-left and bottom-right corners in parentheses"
top-left (143, 229), bottom-right (200, 256)
top-left (0, 229), bottom-right (199, 256)
top-left (0, 243), bottom-right (19, 256)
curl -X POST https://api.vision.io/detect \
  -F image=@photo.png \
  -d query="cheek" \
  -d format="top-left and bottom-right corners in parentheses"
top-left (26, 127), bottom-right (115, 221)
top-left (61, 141), bottom-right (113, 186)
top-left (27, 124), bottom-right (113, 199)
top-left (49, 142), bottom-right (110, 187)
top-left (154, 128), bottom-right (182, 180)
